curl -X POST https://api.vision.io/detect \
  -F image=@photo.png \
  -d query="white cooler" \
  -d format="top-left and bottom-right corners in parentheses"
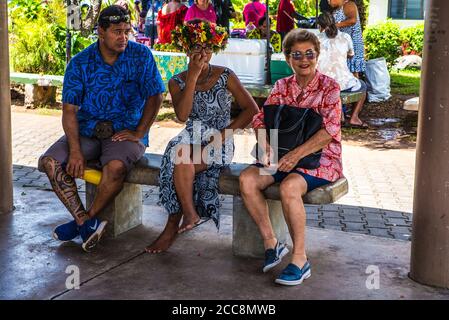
top-left (210, 38), bottom-right (267, 85)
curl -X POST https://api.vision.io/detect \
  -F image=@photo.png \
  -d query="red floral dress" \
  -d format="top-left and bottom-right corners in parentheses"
top-left (252, 71), bottom-right (344, 182)
top-left (157, 5), bottom-right (188, 44)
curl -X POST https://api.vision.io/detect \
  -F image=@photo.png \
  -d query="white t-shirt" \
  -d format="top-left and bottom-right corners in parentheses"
top-left (317, 30), bottom-right (360, 91)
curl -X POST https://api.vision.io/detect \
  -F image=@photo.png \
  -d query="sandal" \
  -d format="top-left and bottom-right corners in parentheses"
top-left (343, 121), bottom-right (370, 129)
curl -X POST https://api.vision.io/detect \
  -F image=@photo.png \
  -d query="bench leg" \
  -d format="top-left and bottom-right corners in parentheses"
top-left (86, 182), bottom-right (142, 238)
top-left (232, 196), bottom-right (289, 258)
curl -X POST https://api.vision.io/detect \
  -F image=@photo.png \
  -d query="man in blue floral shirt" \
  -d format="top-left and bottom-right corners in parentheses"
top-left (38, 5), bottom-right (165, 252)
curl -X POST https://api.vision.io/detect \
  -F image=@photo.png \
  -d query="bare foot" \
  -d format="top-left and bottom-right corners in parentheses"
top-left (145, 214), bottom-right (181, 253)
top-left (178, 211), bottom-right (201, 234)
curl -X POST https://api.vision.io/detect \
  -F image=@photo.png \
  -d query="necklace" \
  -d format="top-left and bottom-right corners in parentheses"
top-left (196, 64), bottom-right (212, 86)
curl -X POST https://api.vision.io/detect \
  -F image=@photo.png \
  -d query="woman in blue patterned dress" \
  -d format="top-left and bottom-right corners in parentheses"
top-left (329, 0), bottom-right (366, 77)
top-left (145, 21), bottom-right (259, 253)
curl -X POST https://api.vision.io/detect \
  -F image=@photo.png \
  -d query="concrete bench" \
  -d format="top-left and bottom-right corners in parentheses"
top-left (86, 153), bottom-right (348, 258)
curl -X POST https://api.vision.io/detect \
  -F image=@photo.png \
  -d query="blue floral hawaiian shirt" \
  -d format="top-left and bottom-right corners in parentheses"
top-left (62, 40), bottom-right (165, 146)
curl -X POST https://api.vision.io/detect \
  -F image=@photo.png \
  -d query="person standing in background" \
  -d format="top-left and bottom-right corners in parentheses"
top-left (184, 0), bottom-right (217, 23)
top-left (320, 0), bottom-right (333, 13)
top-left (317, 12), bottom-right (368, 128)
top-left (212, 0), bottom-right (237, 31)
top-left (243, 0), bottom-right (266, 26)
top-left (276, 0), bottom-right (302, 40)
top-left (329, 0), bottom-right (366, 77)
top-left (157, 0), bottom-right (188, 44)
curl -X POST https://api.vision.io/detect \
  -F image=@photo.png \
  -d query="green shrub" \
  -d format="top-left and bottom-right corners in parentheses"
top-left (363, 20), bottom-right (402, 66)
top-left (292, 0), bottom-right (317, 17)
top-left (9, 16), bottom-right (65, 75)
top-left (400, 23), bottom-right (424, 56)
top-left (9, 0), bottom-right (95, 75)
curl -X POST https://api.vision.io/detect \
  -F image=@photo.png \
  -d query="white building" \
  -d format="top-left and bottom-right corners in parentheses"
top-left (368, 0), bottom-right (426, 27)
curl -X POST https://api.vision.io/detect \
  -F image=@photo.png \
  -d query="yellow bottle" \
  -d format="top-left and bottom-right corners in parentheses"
top-left (83, 168), bottom-right (102, 185)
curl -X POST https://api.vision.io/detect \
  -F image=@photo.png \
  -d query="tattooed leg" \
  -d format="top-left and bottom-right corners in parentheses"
top-left (86, 160), bottom-right (127, 218)
top-left (39, 156), bottom-right (89, 225)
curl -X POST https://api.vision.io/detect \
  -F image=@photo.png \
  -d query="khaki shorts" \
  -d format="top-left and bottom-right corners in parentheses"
top-left (38, 135), bottom-right (146, 172)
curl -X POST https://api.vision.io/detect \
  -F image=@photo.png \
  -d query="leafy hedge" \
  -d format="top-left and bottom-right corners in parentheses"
top-left (9, 0), bottom-right (95, 75)
top-left (400, 23), bottom-right (424, 56)
top-left (363, 20), bottom-right (424, 66)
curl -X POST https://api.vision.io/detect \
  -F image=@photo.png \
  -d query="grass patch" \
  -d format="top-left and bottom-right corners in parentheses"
top-left (390, 69), bottom-right (421, 96)
top-left (156, 108), bottom-right (177, 121)
top-left (37, 107), bottom-right (62, 116)
top-left (31, 105), bottom-right (177, 121)
top-left (342, 127), bottom-right (366, 135)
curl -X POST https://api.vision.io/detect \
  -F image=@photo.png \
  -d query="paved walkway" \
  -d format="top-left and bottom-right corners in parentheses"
top-left (12, 112), bottom-right (415, 240)
top-left (3, 185), bottom-right (448, 300)
top-left (6, 112), bottom-right (449, 300)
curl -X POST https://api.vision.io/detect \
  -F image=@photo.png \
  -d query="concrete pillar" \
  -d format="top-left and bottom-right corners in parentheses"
top-left (86, 182), bottom-right (143, 237)
top-left (410, 0), bottom-right (449, 288)
top-left (233, 196), bottom-right (289, 258)
top-left (0, 0), bottom-right (13, 215)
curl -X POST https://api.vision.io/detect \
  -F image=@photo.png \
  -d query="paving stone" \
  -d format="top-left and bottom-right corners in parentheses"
top-left (321, 204), bottom-right (340, 211)
top-left (16, 178), bottom-right (35, 185)
top-left (368, 228), bottom-right (393, 238)
top-left (341, 215), bottom-right (365, 223)
top-left (391, 226), bottom-right (412, 233)
top-left (221, 208), bottom-right (232, 216)
top-left (304, 205), bottom-right (320, 213)
top-left (366, 222), bottom-right (389, 229)
top-left (364, 214), bottom-right (387, 221)
top-left (343, 222), bottom-right (367, 231)
top-left (321, 224), bottom-right (343, 231)
top-left (346, 229), bottom-right (370, 235)
top-left (385, 217), bottom-right (411, 226)
top-left (321, 211), bottom-right (340, 219)
top-left (322, 218), bottom-right (344, 226)
top-left (220, 202), bottom-right (233, 210)
top-left (339, 208), bottom-right (362, 215)
top-left (383, 211), bottom-right (407, 219)
top-left (12, 170), bottom-right (28, 176)
top-left (306, 213), bottom-right (321, 220)
top-left (306, 219), bottom-right (322, 228)
top-left (389, 231), bottom-right (412, 241)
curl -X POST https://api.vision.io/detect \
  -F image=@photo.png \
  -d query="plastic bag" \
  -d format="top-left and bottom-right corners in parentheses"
top-left (365, 57), bottom-right (392, 102)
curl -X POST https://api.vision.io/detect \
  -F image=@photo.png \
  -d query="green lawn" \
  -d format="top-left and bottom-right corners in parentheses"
top-left (390, 69), bottom-right (421, 96)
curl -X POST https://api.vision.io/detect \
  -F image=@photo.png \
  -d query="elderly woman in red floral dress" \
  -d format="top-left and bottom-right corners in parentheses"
top-left (239, 29), bottom-right (343, 286)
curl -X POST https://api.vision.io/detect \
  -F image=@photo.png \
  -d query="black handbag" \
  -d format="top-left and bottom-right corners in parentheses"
top-left (262, 104), bottom-right (323, 169)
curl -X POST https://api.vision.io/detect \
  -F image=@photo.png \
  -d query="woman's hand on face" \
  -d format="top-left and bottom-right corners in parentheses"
top-left (188, 53), bottom-right (207, 79)
top-left (277, 149), bottom-right (302, 172)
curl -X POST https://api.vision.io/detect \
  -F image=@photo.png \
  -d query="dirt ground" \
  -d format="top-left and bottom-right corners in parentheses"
top-left (343, 93), bottom-right (418, 150)
top-left (10, 86), bottom-right (418, 150)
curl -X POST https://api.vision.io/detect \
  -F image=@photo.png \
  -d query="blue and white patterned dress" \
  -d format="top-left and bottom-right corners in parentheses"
top-left (333, 3), bottom-right (366, 74)
top-left (158, 68), bottom-right (234, 229)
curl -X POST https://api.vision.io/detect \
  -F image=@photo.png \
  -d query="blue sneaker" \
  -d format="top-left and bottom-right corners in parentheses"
top-left (53, 220), bottom-right (80, 241)
top-left (275, 261), bottom-right (312, 286)
top-left (263, 241), bottom-right (289, 273)
top-left (78, 217), bottom-right (107, 252)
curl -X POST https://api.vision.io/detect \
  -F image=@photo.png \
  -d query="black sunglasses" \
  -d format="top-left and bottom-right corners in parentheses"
top-left (100, 14), bottom-right (130, 23)
top-left (289, 50), bottom-right (317, 61)
top-left (191, 44), bottom-right (213, 53)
